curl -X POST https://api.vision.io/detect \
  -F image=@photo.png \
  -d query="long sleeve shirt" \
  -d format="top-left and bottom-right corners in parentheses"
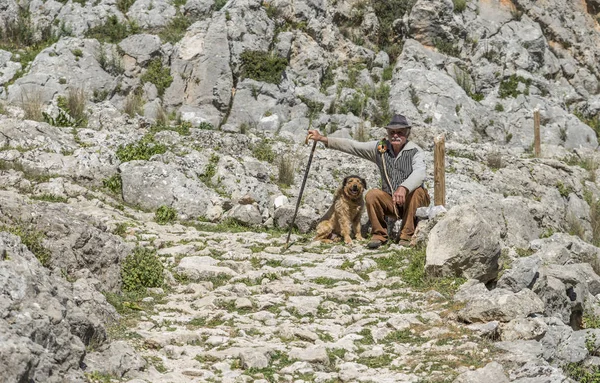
top-left (326, 137), bottom-right (426, 195)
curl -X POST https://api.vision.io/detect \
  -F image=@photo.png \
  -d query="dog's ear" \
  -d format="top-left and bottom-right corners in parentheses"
top-left (342, 175), bottom-right (351, 187)
top-left (359, 177), bottom-right (367, 189)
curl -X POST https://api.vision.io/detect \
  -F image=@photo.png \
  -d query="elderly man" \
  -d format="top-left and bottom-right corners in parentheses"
top-left (308, 114), bottom-right (430, 249)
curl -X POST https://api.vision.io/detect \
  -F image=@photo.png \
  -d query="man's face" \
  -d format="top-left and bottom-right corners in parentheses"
top-left (387, 128), bottom-right (410, 144)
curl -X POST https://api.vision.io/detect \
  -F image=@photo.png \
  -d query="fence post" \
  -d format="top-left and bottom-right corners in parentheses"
top-left (534, 109), bottom-right (541, 157)
top-left (434, 134), bottom-right (445, 206)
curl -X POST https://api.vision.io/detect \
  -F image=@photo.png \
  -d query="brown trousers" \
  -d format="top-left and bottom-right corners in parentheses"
top-left (365, 187), bottom-right (430, 242)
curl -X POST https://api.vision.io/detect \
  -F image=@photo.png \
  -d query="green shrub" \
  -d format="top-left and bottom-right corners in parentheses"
top-left (320, 65), bottom-right (335, 92)
top-left (1, 224), bottom-right (52, 267)
top-left (214, 0), bottom-right (228, 11)
top-left (200, 153), bottom-right (220, 184)
top-left (299, 96), bottom-right (324, 121)
top-left (252, 140), bottom-right (276, 162)
top-left (85, 15), bottom-right (139, 44)
top-left (116, 138), bottom-right (167, 162)
top-left (433, 38), bottom-right (460, 57)
top-left (498, 74), bottom-right (532, 99)
top-left (155, 205), bottom-right (177, 224)
top-left (103, 174), bottom-right (122, 194)
top-left (117, 0), bottom-right (136, 13)
top-left (158, 12), bottom-right (192, 44)
top-left (495, 103), bottom-right (504, 112)
top-left (121, 247), bottom-right (164, 292)
top-left (453, 0), bottom-right (467, 13)
top-left (277, 155), bottom-right (295, 186)
top-left (240, 50), bottom-right (288, 84)
top-left (371, 0), bottom-right (415, 62)
top-left (140, 58), bottom-right (173, 97)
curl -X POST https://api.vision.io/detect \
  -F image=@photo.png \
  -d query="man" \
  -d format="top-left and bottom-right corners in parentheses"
top-left (308, 114), bottom-right (430, 249)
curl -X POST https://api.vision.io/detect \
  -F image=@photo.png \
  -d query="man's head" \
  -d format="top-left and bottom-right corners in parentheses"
top-left (386, 114), bottom-right (411, 146)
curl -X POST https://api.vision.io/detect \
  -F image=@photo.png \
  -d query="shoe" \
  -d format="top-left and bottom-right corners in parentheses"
top-left (366, 240), bottom-right (387, 249)
top-left (398, 238), bottom-right (412, 247)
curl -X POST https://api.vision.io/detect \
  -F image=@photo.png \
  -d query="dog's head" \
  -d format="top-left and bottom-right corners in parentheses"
top-left (342, 175), bottom-right (367, 199)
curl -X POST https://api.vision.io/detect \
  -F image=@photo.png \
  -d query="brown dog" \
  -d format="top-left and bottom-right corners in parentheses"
top-left (314, 175), bottom-right (366, 244)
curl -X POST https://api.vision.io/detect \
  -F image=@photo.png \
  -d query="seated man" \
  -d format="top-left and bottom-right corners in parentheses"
top-left (308, 114), bottom-right (430, 248)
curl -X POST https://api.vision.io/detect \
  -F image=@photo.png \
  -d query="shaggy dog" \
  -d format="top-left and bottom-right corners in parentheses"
top-left (314, 175), bottom-right (366, 244)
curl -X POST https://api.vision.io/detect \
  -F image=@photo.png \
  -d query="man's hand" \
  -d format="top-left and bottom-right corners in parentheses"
top-left (307, 129), bottom-right (327, 144)
top-left (393, 186), bottom-right (408, 206)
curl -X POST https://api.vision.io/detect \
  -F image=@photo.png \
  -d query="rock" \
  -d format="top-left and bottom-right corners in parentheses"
top-left (426, 204), bottom-right (501, 282)
top-left (83, 341), bottom-right (146, 378)
top-left (453, 362), bottom-right (509, 383)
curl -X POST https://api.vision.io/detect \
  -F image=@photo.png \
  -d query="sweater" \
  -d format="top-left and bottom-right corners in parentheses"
top-left (326, 137), bottom-right (426, 194)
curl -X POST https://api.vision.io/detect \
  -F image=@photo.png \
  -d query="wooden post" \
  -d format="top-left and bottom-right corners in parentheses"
top-left (533, 109), bottom-right (541, 158)
top-left (434, 134), bottom-right (445, 206)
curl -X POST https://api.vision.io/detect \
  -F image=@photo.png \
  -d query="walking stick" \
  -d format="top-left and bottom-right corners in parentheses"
top-left (284, 134), bottom-right (318, 249)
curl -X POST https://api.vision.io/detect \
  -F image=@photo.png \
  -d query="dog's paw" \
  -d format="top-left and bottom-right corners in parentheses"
top-left (355, 235), bottom-right (365, 241)
top-left (344, 238), bottom-right (353, 245)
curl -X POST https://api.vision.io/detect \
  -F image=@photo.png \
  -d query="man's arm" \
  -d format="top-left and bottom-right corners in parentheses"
top-left (307, 129), bottom-right (377, 163)
top-left (400, 149), bottom-right (426, 193)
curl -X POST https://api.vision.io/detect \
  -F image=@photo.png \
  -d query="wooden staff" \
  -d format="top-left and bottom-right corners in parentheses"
top-left (434, 134), bottom-right (445, 206)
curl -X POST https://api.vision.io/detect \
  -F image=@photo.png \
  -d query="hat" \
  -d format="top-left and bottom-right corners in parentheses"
top-left (385, 114), bottom-right (411, 129)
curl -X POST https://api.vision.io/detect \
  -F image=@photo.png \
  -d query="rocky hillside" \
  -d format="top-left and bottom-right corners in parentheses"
top-left (1, 0), bottom-right (600, 381)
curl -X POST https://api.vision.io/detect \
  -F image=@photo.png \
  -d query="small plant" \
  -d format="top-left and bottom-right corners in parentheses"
top-left (85, 15), bottom-right (139, 43)
top-left (158, 12), bottom-right (192, 44)
top-left (382, 66), bottom-right (393, 81)
top-left (559, 127), bottom-right (567, 142)
top-left (498, 74), bottom-right (532, 99)
top-left (409, 84), bottom-right (419, 107)
top-left (214, 0), bottom-right (227, 10)
top-left (277, 155), bottom-right (295, 186)
top-left (120, 247), bottom-right (164, 292)
top-left (116, 137), bottom-right (167, 162)
top-left (252, 140), bottom-right (276, 162)
top-left (487, 151), bottom-right (503, 170)
top-left (102, 174), bottom-right (122, 195)
top-left (354, 123), bottom-right (369, 142)
top-left (299, 95), bottom-right (324, 122)
top-left (155, 205), bottom-right (177, 224)
top-left (116, 0), bottom-right (136, 13)
top-left (240, 50), bottom-right (288, 85)
top-left (200, 153), bottom-right (219, 185)
top-left (453, 0), bottom-right (467, 13)
top-left (21, 91), bottom-right (44, 122)
top-left (433, 38), bottom-right (460, 57)
top-left (140, 58), bottom-right (173, 97)
top-left (495, 103), bottom-right (504, 112)
top-left (123, 90), bottom-right (144, 117)
top-left (320, 65), bottom-right (335, 91)
top-left (0, 224), bottom-right (52, 267)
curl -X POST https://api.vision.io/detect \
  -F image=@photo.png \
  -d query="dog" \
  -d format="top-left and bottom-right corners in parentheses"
top-left (314, 175), bottom-right (366, 244)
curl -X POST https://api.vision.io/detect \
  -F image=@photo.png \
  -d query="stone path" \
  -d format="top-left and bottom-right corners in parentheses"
top-left (117, 222), bottom-right (500, 383)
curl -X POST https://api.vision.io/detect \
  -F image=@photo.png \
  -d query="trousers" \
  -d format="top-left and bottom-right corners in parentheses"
top-left (365, 187), bottom-right (430, 242)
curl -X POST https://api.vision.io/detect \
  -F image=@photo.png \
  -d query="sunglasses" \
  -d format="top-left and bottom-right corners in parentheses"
top-left (388, 129), bottom-right (409, 136)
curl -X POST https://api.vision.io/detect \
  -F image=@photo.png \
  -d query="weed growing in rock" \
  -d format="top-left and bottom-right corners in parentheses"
top-left (498, 74), bottom-right (532, 99)
top-left (371, 0), bottom-right (415, 61)
top-left (124, 89), bottom-right (144, 117)
top-left (453, 0), bottom-right (467, 13)
top-left (121, 247), bottom-right (164, 292)
top-left (155, 205), bottom-right (177, 224)
top-left (20, 91), bottom-right (44, 122)
top-left (85, 15), bottom-right (139, 43)
top-left (116, 136), bottom-right (167, 162)
top-left (200, 153), bottom-right (219, 184)
top-left (141, 58), bottom-right (173, 97)
top-left (1, 224), bottom-right (52, 267)
top-left (252, 140), bottom-right (276, 162)
top-left (116, 0), bottom-right (136, 13)
top-left (31, 194), bottom-right (68, 203)
top-left (159, 12), bottom-right (193, 44)
top-left (240, 50), bottom-right (288, 85)
top-left (277, 154), bottom-right (295, 186)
